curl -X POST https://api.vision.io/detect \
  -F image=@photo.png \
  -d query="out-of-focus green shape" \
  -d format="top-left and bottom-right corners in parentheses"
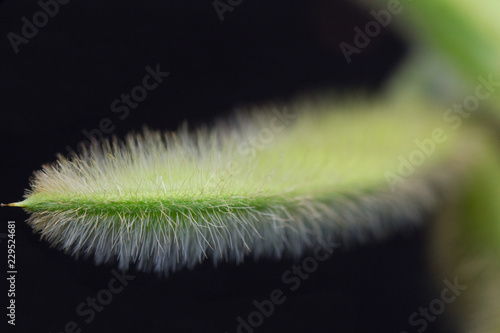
top-left (403, 0), bottom-right (499, 78)
top-left (354, 1), bottom-right (500, 332)
top-left (358, 0), bottom-right (500, 119)
top-left (430, 131), bottom-right (500, 332)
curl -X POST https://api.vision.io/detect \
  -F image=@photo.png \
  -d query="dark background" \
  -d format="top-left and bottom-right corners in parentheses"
top-left (0, 0), bottom-right (452, 332)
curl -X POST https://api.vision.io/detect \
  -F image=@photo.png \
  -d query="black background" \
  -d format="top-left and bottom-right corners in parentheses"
top-left (0, 1), bottom-right (452, 332)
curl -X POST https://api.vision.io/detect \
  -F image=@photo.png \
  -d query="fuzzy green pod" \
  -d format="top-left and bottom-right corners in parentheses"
top-left (4, 96), bottom-right (487, 275)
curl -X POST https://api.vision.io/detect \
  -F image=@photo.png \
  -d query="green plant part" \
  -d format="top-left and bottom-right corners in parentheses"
top-left (2, 96), bottom-right (490, 275)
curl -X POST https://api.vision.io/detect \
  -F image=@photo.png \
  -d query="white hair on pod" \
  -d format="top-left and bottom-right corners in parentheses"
top-left (7, 97), bottom-right (475, 275)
